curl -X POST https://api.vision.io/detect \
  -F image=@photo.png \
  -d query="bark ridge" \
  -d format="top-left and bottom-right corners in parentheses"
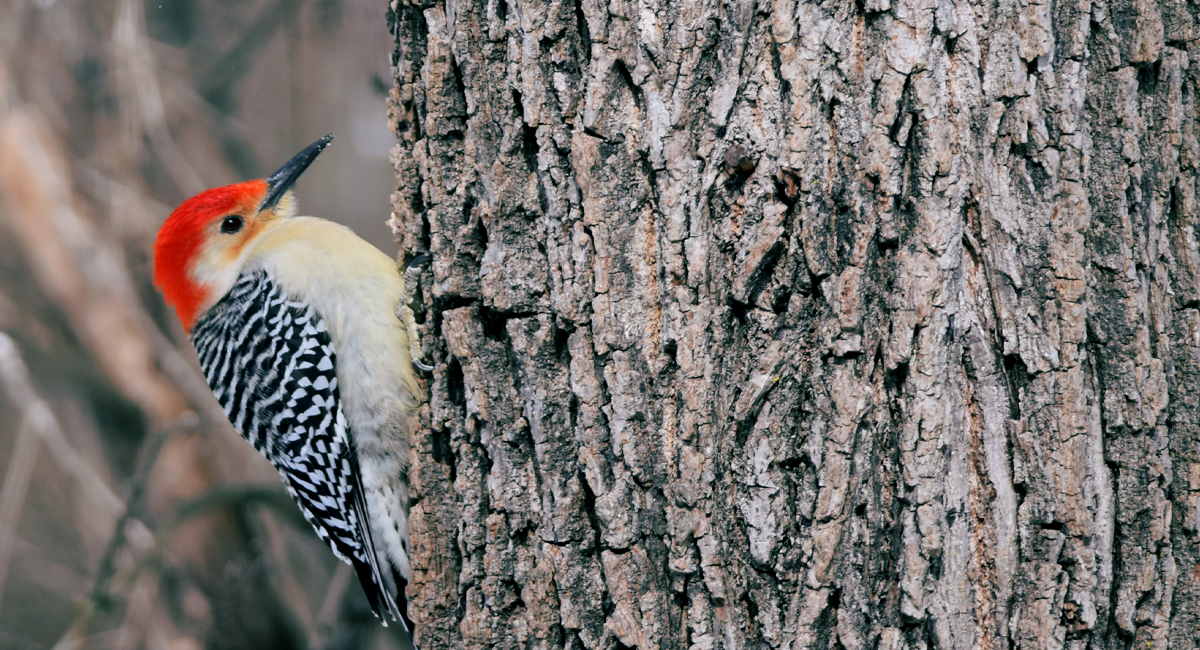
top-left (387, 0), bottom-right (1200, 648)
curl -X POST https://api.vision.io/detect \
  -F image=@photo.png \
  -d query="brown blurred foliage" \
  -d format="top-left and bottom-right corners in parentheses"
top-left (0, 0), bottom-right (410, 648)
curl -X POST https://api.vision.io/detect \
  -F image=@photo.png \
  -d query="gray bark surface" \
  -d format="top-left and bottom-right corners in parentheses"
top-left (386, 0), bottom-right (1200, 648)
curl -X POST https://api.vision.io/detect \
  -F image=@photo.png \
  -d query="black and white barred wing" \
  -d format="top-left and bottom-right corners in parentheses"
top-left (190, 272), bottom-right (404, 625)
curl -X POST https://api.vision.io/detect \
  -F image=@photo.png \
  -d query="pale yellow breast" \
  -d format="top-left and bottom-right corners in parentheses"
top-left (246, 216), bottom-right (421, 437)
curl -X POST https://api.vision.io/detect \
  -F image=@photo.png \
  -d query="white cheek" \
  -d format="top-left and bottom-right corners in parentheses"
top-left (190, 244), bottom-right (244, 308)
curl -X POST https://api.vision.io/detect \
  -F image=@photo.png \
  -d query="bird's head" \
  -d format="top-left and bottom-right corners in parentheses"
top-left (153, 135), bottom-right (332, 331)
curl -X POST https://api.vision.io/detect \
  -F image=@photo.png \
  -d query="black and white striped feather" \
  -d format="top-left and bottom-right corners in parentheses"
top-left (191, 271), bottom-right (412, 636)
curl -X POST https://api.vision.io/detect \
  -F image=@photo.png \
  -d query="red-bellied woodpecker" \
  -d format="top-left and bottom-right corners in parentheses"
top-left (152, 135), bottom-right (425, 642)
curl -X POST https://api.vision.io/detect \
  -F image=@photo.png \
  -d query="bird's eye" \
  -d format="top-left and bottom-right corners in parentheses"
top-left (220, 216), bottom-right (244, 234)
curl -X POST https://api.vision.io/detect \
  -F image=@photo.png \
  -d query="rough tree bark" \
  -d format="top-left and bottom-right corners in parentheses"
top-left (385, 0), bottom-right (1200, 648)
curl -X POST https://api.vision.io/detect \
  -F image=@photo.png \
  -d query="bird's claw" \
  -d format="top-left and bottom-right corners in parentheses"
top-left (406, 253), bottom-right (432, 272)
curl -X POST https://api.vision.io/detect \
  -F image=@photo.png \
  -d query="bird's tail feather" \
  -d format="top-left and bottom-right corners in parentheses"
top-left (393, 568), bottom-right (416, 635)
top-left (347, 469), bottom-right (417, 648)
top-left (352, 556), bottom-right (417, 648)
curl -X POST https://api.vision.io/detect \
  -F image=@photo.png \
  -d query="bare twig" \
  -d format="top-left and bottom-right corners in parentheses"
top-left (0, 408), bottom-right (39, 612)
top-left (90, 413), bottom-right (198, 609)
top-left (0, 333), bottom-right (124, 525)
top-left (197, 0), bottom-right (305, 104)
top-left (311, 563), bottom-right (355, 649)
top-left (0, 332), bottom-right (126, 645)
top-left (241, 505), bottom-right (312, 648)
top-left (194, 0), bottom-right (306, 178)
top-left (137, 310), bottom-right (229, 428)
top-left (165, 485), bottom-right (301, 530)
top-left (114, 573), bottom-right (156, 650)
top-left (110, 0), bottom-right (206, 197)
top-left (0, 75), bottom-right (191, 423)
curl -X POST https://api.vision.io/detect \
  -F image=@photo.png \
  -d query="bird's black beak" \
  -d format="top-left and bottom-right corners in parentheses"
top-left (261, 134), bottom-right (333, 210)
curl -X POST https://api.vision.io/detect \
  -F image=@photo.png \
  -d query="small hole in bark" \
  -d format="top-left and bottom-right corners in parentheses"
top-left (568, 395), bottom-right (579, 430)
top-left (779, 457), bottom-right (804, 470)
top-left (885, 362), bottom-right (910, 391)
top-left (523, 123), bottom-right (539, 170)
top-left (449, 54), bottom-right (467, 108)
top-left (772, 42), bottom-right (792, 101)
top-left (1027, 157), bottom-right (1051, 194)
top-left (1137, 59), bottom-right (1161, 94)
top-left (411, 187), bottom-right (425, 217)
top-left (772, 290), bottom-right (791, 315)
top-left (431, 426), bottom-right (456, 481)
top-left (661, 340), bottom-right (679, 374)
top-left (728, 298), bottom-right (749, 326)
top-left (579, 470), bottom-right (604, 555)
top-left (1002, 353), bottom-right (1027, 418)
top-left (775, 169), bottom-right (801, 205)
top-left (1169, 184), bottom-right (1183, 225)
top-left (662, 339), bottom-right (678, 357)
top-left (740, 592), bottom-right (760, 636)
top-left (447, 358), bottom-right (466, 406)
top-left (479, 306), bottom-right (508, 341)
top-left (806, 271), bottom-right (825, 297)
top-left (474, 215), bottom-right (489, 247)
top-left (554, 325), bottom-right (572, 361)
top-left (496, 0), bottom-right (508, 22)
top-left (827, 588), bottom-right (842, 608)
top-left (854, 503), bottom-right (867, 517)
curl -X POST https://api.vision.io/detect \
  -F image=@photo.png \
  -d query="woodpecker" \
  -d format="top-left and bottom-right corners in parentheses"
top-left (153, 135), bottom-right (424, 641)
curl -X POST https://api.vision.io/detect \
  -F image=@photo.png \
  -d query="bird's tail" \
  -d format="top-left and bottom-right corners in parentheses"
top-left (352, 557), bottom-right (417, 648)
top-left (348, 472), bottom-right (416, 649)
top-left (393, 568), bottom-right (417, 641)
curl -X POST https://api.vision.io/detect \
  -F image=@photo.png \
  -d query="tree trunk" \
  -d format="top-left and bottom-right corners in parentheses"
top-left (386, 0), bottom-right (1200, 648)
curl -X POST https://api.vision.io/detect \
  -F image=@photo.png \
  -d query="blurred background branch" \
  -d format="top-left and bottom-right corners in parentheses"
top-left (0, 0), bottom-right (408, 647)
